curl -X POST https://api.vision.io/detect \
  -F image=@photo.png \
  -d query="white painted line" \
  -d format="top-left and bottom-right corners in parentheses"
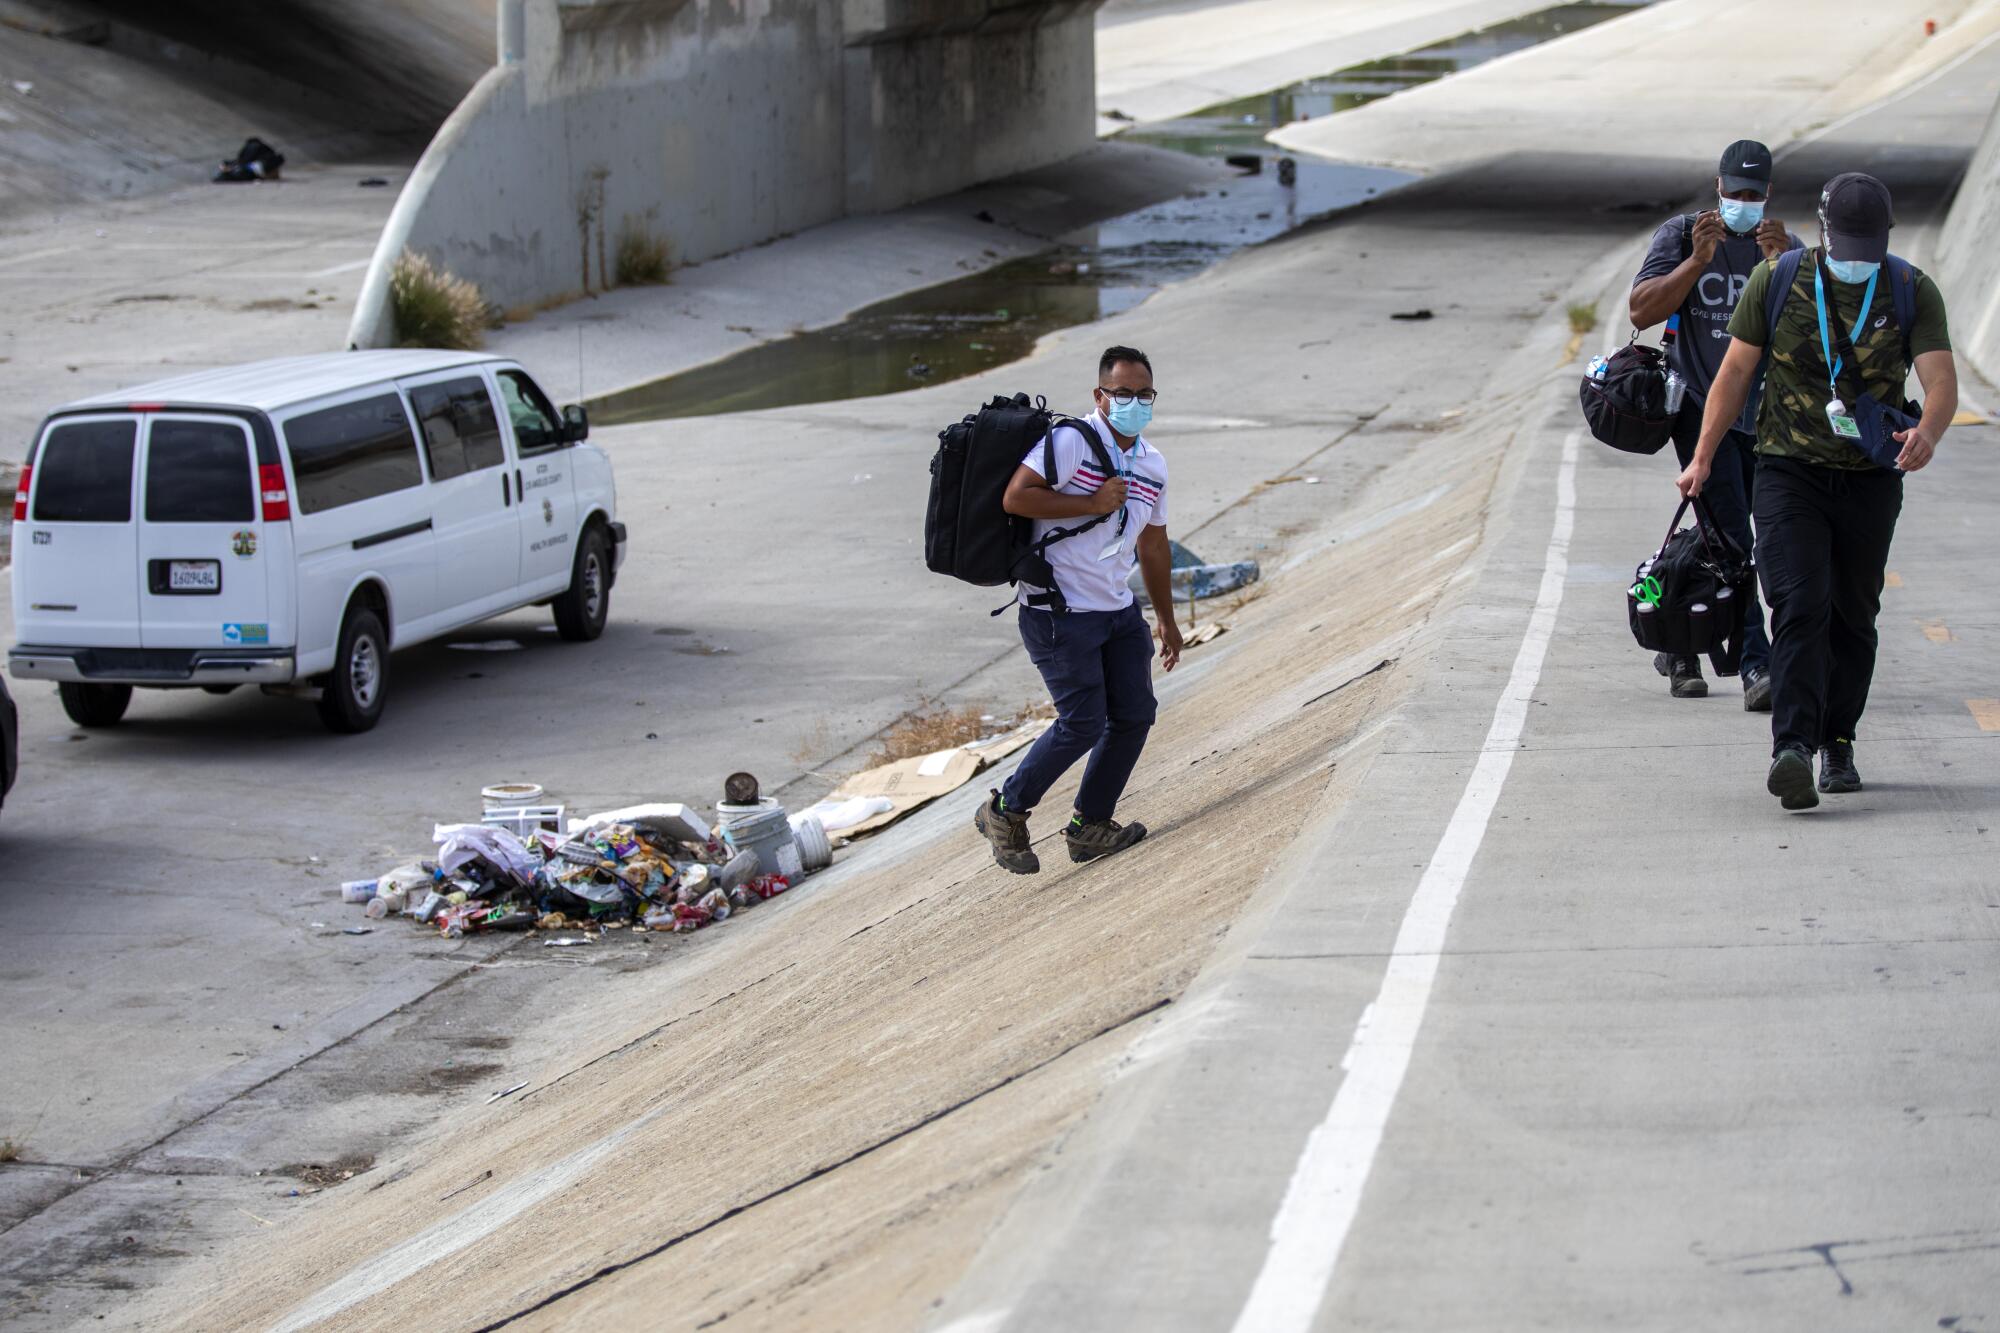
top-left (1228, 429), bottom-right (1580, 1333)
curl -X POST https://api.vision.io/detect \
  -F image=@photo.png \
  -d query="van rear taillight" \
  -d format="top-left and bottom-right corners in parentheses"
top-left (11, 463), bottom-right (28, 522)
top-left (259, 463), bottom-right (291, 521)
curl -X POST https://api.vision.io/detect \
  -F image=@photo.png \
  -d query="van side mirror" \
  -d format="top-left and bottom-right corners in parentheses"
top-left (561, 404), bottom-right (589, 444)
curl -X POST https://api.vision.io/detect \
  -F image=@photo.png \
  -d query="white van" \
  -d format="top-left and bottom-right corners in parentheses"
top-left (8, 350), bottom-right (624, 733)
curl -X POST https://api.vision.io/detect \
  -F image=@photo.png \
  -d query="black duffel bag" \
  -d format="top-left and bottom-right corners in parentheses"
top-left (1628, 495), bottom-right (1756, 676)
top-left (1580, 339), bottom-right (1675, 455)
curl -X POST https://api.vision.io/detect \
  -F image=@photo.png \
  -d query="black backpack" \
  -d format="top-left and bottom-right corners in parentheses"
top-left (1627, 495), bottom-right (1756, 675)
top-left (925, 393), bottom-right (1115, 614)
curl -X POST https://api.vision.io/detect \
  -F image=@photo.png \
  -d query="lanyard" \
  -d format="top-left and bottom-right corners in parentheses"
top-left (1814, 260), bottom-right (1878, 392)
top-left (1103, 420), bottom-right (1137, 536)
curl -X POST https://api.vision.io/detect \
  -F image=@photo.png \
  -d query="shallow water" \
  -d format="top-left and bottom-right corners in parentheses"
top-left (588, 1), bottom-right (1650, 424)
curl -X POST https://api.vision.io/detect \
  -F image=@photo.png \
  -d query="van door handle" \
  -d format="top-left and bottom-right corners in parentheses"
top-left (515, 469), bottom-right (524, 503)
top-left (501, 472), bottom-right (510, 507)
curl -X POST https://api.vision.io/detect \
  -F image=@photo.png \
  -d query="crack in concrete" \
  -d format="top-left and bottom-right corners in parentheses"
top-left (470, 996), bottom-right (1175, 1331)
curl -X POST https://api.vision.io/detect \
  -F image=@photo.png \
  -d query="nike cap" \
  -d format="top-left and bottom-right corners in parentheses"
top-left (1819, 172), bottom-right (1894, 264)
top-left (1717, 139), bottom-right (1773, 196)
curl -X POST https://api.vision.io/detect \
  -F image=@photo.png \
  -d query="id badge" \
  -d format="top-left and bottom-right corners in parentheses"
top-left (1826, 398), bottom-right (1861, 440)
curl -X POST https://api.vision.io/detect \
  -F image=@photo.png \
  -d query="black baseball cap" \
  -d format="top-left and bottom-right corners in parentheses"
top-left (1717, 139), bottom-right (1773, 195)
top-left (1819, 172), bottom-right (1894, 263)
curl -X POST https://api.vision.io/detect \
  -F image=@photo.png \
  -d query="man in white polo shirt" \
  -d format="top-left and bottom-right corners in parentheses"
top-left (973, 345), bottom-right (1184, 875)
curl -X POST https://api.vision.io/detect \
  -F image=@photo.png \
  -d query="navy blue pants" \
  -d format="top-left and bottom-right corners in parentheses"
top-left (1672, 411), bottom-right (1770, 676)
top-left (1001, 603), bottom-right (1157, 823)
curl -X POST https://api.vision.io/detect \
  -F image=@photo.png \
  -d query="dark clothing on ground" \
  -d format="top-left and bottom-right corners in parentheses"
top-left (1001, 603), bottom-right (1156, 823)
top-left (1671, 410), bottom-right (1769, 677)
top-left (1753, 456), bottom-right (1903, 754)
top-left (1633, 218), bottom-right (1801, 433)
top-left (1730, 247), bottom-right (1952, 470)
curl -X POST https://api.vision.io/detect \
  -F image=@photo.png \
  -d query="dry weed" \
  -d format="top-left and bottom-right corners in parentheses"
top-left (870, 704), bottom-right (989, 767)
top-left (0, 1138), bottom-right (19, 1162)
top-left (616, 222), bottom-right (672, 286)
top-left (390, 250), bottom-right (487, 350)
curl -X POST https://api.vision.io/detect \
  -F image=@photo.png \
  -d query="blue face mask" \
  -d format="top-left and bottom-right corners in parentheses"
top-left (1825, 256), bottom-right (1880, 284)
top-left (1718, 196), bottom-right (1764, 233)
top-left (1103, 395), bottom-right (1153, 438)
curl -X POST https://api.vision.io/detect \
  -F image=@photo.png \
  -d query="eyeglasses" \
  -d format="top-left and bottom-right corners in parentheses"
top-left (1098, 387), bottom-right (1158, 405)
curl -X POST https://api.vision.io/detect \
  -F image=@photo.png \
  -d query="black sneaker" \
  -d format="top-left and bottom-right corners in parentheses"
top-left (1818, 740), bottom-right (1862, 793)
top-left (1766, 745), bottom-right (1819, 810)
top-left (1065, 815), bottom-right (1148, 864)
top-left (1742, 667), bottom-right (1772, 713)
top-left (974, 790), bottom-right (1039, 875)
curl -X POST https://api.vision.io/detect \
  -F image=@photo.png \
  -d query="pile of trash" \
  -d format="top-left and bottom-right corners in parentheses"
top-left (337, 787), bottom-right (831, 939)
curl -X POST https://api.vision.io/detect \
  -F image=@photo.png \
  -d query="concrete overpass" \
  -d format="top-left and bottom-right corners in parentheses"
top-left (347, 0), bottom-right (1103, 347)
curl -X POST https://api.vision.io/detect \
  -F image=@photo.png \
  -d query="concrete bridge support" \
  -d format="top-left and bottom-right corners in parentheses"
top-left (348, 0), bottom-right (1101, 348)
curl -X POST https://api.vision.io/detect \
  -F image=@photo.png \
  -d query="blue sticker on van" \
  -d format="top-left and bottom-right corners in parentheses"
top-left (223, 623), bottom-right (269, 645)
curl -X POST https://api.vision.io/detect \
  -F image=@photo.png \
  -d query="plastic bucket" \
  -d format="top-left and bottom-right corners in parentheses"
top-left (483, 782), bottom-right (544, 809)
top-left (789, 813), bottom-right (832, 873)
top-left (718, 800), bottom-right (802, 880)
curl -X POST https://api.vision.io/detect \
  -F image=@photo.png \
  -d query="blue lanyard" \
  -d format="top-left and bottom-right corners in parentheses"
top-left (1105, 426), bottom-right (1137, 536)
top-left (1814, 260), bottom-right (1878, 392)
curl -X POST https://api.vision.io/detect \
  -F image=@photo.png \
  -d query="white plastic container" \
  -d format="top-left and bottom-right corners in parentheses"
top-left (482, 782), bottom-right (544, 809)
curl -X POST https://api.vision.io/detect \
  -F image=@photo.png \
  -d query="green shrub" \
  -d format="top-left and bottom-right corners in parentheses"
top-left (615, 222), bottom-right (671, 286)
top-left (389, 250), bottom-right (487, 350)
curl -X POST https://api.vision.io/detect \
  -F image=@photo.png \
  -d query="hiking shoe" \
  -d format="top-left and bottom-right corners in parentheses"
top-left (1742, 667), bottom-right (1772, 713)
top-left (1766, 745), bottom-right (1820, 811)
top-left (1065, 816), bottom-right (1148, 864)
top-left (1819, 740), bottom-right (1862, 794)
top-left (1655, 652), bottom-right (1707, 698)
top-left (974, 789), bottom-right (1039, 875)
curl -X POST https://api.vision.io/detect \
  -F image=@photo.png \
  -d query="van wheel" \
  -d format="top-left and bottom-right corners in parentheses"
top-left (552, 525), bottom-right (610, 642)
top-left (318, 606), bottom-right (388, 734)
top-left (59, 683), bottom-right (132, 728)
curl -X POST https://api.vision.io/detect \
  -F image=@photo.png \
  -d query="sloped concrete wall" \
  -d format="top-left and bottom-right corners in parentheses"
top-left (1935, 91), bottom-right (2000, 387)
top-left (350, 0), bottom-right (1100, 347)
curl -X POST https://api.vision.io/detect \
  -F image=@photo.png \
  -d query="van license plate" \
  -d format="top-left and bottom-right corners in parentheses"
top-left (168, 560), bottom-right (221, 592)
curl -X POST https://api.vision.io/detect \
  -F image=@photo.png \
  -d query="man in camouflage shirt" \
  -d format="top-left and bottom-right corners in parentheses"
top-left (1677, 173), bottom-right (1959, 811)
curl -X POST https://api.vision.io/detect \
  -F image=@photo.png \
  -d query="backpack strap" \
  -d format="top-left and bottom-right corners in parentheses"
top-left (1885, 254), bottom-right (1917, 368)
top-left (1751, 246), bottom-right (1807, 409)
top-left (992, 416), bottom-right (1120, 617)
top-left (1678, 213), bottom-right (1694, 262)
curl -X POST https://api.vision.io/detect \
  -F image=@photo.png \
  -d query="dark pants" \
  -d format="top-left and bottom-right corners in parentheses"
top-left (1752, 456), bottom-right (1903, 756)
top-left (1672, 410), bottom-right (1770, 676)
top-left (1002, 603), bottom-right (1157, 823)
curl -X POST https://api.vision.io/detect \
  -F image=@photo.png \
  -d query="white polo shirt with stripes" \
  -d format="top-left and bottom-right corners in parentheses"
top-left (1016, 409), bottom-right (1169, 613)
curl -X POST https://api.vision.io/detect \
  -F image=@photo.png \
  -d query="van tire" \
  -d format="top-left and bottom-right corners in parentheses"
top-left (59, 683), bottom-right (132, 728)
top-left (553, 524), bottom-right (610, 642)
top-left (318, 607), bottom-right (389, 734)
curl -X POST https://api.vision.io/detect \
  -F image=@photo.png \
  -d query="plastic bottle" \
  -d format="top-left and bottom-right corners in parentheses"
top-left (1664, 369), bottom-right (1686, 416)
top-left (1633, 600), bottom-right (1659, 644)
top-left (340, 879), bottom-right (377, 903)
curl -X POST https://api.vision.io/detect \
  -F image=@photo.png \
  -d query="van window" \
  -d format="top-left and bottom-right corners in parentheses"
top-left (146, 421), bottom-right (254, 523)
top-left (33, 419), bottom-right (136, 522)
top-left (409, 378), bottom-right (504, 481)
top-left (285, 394), bottom-right (424, 514)
top-left (497, 371), bottom-right (562, 452)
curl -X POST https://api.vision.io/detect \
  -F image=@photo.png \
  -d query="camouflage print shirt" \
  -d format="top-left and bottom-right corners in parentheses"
top-left (1728, 247), bottom-right (1952, 469)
